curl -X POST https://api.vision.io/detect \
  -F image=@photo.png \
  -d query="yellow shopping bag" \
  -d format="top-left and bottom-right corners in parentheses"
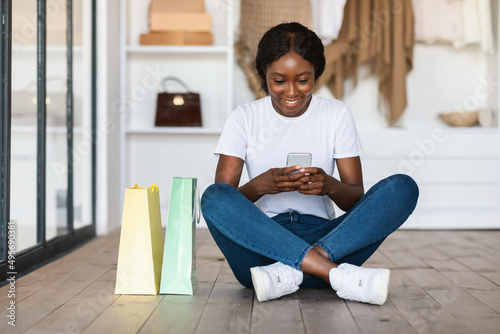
top-left (114, 184), bottom-right (164, 295)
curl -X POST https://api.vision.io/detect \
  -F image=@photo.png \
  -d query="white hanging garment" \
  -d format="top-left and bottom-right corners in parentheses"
top-left (412, 0), bottom-right (464, 44)
top-left (477, 0), bottom-right (494, 54)
top-left (453, 0), bottom-right (494, 54)
top-left (310, 0), bottom-right (347, 45)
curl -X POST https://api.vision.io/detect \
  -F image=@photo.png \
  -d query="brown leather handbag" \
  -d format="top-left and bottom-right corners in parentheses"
top-left (154, 76), bottom-right (202, 127)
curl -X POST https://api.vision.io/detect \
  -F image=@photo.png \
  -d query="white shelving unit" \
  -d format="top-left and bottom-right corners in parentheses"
top-left (126, 127), bottom-right (223, 135)
top-left (118, 0), bottom-right (234, 219)
top-left (125, 45), bottom-right (231, 54)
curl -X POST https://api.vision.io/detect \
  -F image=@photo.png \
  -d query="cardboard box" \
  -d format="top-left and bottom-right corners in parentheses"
top-left (150, 12), bottom-right (211, 32)
top-left (12, 0), bottom-right (83, 46)
top-left (150, 0), bottom-right (205, 13)
top-left (140, 31), bottom-right (213, 46)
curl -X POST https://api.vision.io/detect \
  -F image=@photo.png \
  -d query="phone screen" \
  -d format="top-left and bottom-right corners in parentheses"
top-left (286, 153), bottom-right (312, 170)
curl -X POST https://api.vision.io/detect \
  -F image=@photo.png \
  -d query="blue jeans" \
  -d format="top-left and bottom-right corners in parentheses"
top-left (201, 174), bottom-right (419, 289)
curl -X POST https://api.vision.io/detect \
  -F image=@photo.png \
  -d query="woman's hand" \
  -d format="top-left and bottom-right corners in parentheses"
top-left (295, 167), bottom-right (334, 196)
top-left (238, 165), bottom-right (309, 202)
top-left (251, 166), bottom-right (310, 195)
top-left (216, 154), bottom-right (364, 211)
top-left (295, 157), bottom-right (364, 212)
top-left (215, 154), bottom-right (310, 202)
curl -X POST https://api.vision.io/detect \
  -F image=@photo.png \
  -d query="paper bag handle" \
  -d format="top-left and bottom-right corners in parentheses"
top-left (130, 184), bottom-right (158, 193)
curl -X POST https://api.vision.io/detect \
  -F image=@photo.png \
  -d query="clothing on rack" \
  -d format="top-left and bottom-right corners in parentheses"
top-left (452, 0), bottom-right (494, 55)
top-left (412, 0), bottom-right (494, 55)
top-left (235, 0), bottom-right (312, 99)
top-left (235, 0), bottom-right (415, 126)
top-left (320, 0), bottom-right (415, 126)
top-left (412, 0), bottom-right (464, 44)
top-left (310, 0), bottom-right (348, 45)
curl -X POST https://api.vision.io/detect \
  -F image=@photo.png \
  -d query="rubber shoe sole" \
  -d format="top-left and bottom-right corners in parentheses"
top-left (250, 266), bottom-right (269, 302)
top-left (370, 269), bottom-right (390, 305)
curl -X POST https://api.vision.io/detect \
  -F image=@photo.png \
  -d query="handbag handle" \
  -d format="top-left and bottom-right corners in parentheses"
top-left (161, 76), bottom-right (191, 93)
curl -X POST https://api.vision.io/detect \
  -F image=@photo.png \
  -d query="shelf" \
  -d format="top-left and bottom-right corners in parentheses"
top-left (357, 125), bottom-right (499, 135)
top-left (126, 127), bottom-right (222, 135)
top-left (125, 45), bottom-right (231, 55)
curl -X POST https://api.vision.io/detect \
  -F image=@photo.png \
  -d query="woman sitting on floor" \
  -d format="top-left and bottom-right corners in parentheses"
top-left (201, 22), bottom-right (419, 305)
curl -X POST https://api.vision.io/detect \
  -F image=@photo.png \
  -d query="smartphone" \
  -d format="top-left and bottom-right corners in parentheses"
top-left (286, 153), bottom-right (312, 174)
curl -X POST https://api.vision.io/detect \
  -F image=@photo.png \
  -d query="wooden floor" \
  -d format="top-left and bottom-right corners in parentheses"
top-left (1, 229), bottom-right (500, 334)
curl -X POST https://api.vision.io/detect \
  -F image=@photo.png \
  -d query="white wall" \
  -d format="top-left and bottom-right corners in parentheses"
top-left (96, 0), bottom-right (121, 235)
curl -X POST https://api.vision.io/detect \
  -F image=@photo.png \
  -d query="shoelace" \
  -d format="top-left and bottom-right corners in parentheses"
top-left (269, 264), bottom-right (298, 299)
top-left (338, 266), bottom-right (368, 299)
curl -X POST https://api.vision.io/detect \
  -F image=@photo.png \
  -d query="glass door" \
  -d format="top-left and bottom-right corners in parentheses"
top-left (10, 0), bottom-right (39, 252)
top-left (0, 0), bottom-right (96, 283)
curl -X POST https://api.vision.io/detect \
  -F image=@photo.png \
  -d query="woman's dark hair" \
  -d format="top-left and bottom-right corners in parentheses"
top-left (255, 22), bottom-right (325, 94)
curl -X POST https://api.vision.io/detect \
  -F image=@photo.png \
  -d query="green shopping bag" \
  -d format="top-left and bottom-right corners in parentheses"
top-left (160, 177), bottom-right (199, 295)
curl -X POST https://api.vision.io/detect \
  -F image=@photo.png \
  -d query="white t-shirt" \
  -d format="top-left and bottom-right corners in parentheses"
top-left (215, 95), bottom-right (363, 220)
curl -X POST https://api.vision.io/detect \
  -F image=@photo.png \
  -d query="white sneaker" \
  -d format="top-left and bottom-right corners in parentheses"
top-left (329, 263), bottom-right (390, 305)
top-left (250, 262), bottom-right (303, 302)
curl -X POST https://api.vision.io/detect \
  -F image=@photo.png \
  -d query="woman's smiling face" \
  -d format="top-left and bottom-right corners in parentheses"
top-left (266, 52), bottom-right (315, 118)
